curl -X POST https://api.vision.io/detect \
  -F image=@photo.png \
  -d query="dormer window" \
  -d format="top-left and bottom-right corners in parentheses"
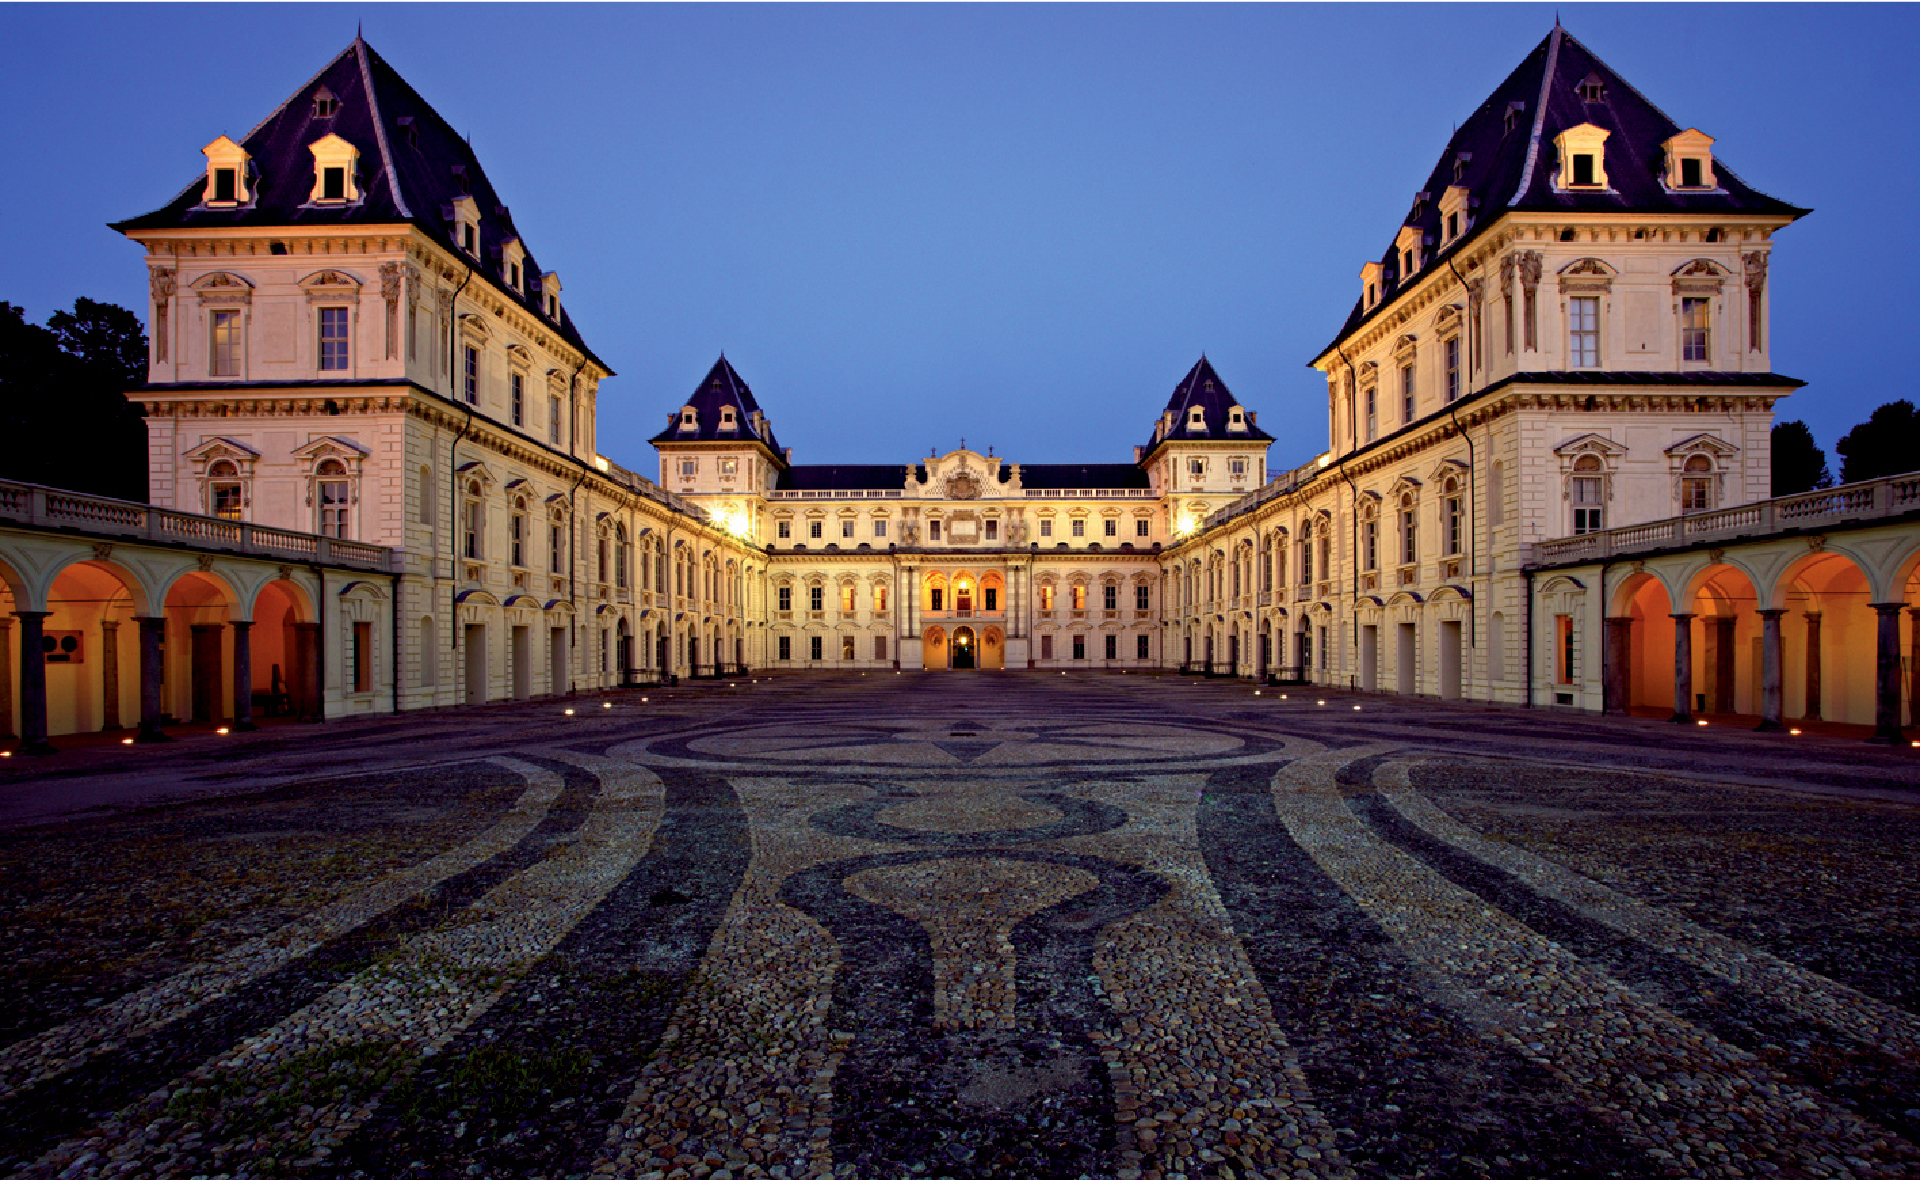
top-left (307, 133), bottom-right (361, 204)
top-left (396, 116), bottom-right (419, 150)
top-left (450, 164), bottom-right (471, 195)
top-left (720, 407), bottom-right (737, 429)
top-left (1187, 406), bottom-right (1205, 430)
top-left (500, 238), bottom-right (526, 294)
top-left (1452, 152), bottom-right (1472, 183)
top-left (1394, 226), bottom-right (1424, 280)
top-left (201, 136), bottom-right (252, 206)
top-left (1553, 123), bottom-right (1611, 191)
top-left (312, 86), bottom-right (340, 119)
top-left (1439, 185), bottom-right (1472, 246)
top-left (1662, 129), bottom-right (1718, 191)
top-left (1360, 261), bottom-right (1385, 311)
top-left (1227, 406), bottom-right (1246, 432)
top-left (541, 272), bottom-right (561, 321)
top-left (1577, 72), bottom-right (1606, 102)
top-left (1504, 100), bottom-right (1526, 136)
top-left (451, 196), bottom-right (480, 257)
top-left (680, 407), bottom-right (697, 431)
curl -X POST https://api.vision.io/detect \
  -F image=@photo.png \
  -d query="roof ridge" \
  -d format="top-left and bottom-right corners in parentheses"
top-left (355, 37), bottom-right (411, 218)
top-left (1509, 25), bottom-right (1562, 207)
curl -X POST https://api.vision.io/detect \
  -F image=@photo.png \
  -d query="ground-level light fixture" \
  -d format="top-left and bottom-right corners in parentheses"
top-left (1697, 720), bottom-right (1708, 726)
top-left (1317, 700), bottom-right (1326, 706)
top-left (603, 702), bottom-right (611, 709)
top-left (121, 738), bottom-right (134, 745)
top-left (1789, 728), bottom-right (1802, 736)
top-left (217, 727), bottom-right (230, 735)
top-left (565, 708), bottom-right (575, 715)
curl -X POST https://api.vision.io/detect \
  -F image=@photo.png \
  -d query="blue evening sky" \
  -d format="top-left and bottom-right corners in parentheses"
top-left (1, 4), bottom-right (1911, 475)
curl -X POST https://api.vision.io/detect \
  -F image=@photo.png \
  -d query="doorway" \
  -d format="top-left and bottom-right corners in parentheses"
top-left (1396, 622), bottom-right (1416, 695)
top-left (549, 626), bottom-right (568, 695)
top-left (1439, 620), bottom-right (1462, 700)
top-left (511, 625), bottom-right (531, 699)
top-left (952, 626), bottom-right (977, 669)
top-left (464, 624), bottom-right (487, 705)
top-left (1360, 625), bottom-right (1378, 691)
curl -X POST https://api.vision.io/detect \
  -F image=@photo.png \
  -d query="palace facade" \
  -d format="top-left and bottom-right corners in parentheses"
top-left (3, 23), bottom-right (1914, 749)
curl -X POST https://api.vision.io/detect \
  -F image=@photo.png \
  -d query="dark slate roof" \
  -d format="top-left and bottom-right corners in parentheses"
top-left (111, 38), bottom-right (607, 372)
top-left (1143, 356), bottom-right (1274, 455)
top-left (1485, 370), bottom-right (1805, 389)
top-left (1016, 463), bottom-right (1153, 491)
top-left (649, 355), bottom-right (784, 458)
top-left (776, 465), bottom-right (910, 491)
top-left (1314, 25), bottom-right (1808, 363)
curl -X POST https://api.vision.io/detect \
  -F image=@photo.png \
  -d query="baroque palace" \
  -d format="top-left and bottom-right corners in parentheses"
top-left (2, 24), bottom-right (1916, 751)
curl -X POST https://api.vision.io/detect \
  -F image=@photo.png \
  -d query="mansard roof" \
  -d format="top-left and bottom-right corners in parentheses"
top-left (1143, 356), bottom-right (1273, 457)
top-left (110, 37), bottom-right (606, 371)
top-left (777, 465), bottom-right (908, 492)
top-left (651, 356), bottom-right (785, 459)
top-left (1316, 24), bottom-right (1808, 362)
top-left (1015, 464), bottom-right (1153, 491)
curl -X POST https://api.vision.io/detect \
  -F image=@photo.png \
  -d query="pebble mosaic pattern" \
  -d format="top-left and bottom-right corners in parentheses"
top-left (0, 672), bottom-right (1916, 1179)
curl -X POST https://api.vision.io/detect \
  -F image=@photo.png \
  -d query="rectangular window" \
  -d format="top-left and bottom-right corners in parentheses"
top-left (212, 168), bottom-right (237, 203)
top-left (353, 621), bottom-right (372, 692)
top-left (212, 482), bottom-right (243, 520)
top-left (875, 586), bottom-right (888, 612)
top-left (809, 635), bottom-right (823, 662)
top-left (679, 458), bottom-right (698, 477)
top-left (718, 457), bottom-right (738, 476)
top-left (778, 520), bottom-right (791, 539)
top-left (1681, 297), bottom-right (1710, 363)
top-left (1229, 457), bottom-right (1246, 477)
top-left (1188, 458), bottom-right (1205, 477)
top-left (873, 519), bottom-right (887, 538)
top-left (1104, 519), bottom-right (1117, 538)
top-left (1041, 634), bottom-right (1053, 660)
top-left (778, 586), bottom-right (792, 612)
top-left (550, 396), bottom-right (563, 444)
top-left (1137, 635), bottom-right (1151, 660)
top-left (1681, 157), bottom-right (1703, 188)
top-left (1103, 585), bottom-right (1117, 610)
top-left (463, 345), bottom-right (479, 403)
top-left (808, 585), bottom-right (823, 612)
top-left (1571, 477), bottom-right (1604, 533)
top-left (840, 585), bottom-right (855, 612)
top-left (510, 373), bottom-right (524, 426)
top-left (1444, 497), bottom-right (1462, 555)
top-left (319, 479), bottom-right (350, 538)
top-left (1071, 519), bottom-right (1085, 538)
top-left (1365, 387), bottom-right (1377, 440)
top-left (1401, 510), bottom-right (1418, 564)
top-left (318, 307), bottom-right (350, 371)
top-left (841, 520), bottom-right (855, 539)
top-left (1039, 520), bottom-right (1053, 538)
top-left (1682, 477), bottom-right (1711, 514)
top-left (550, 523), bottom-right (563, 573)
top-left (1401, 364), bottom-right (1415, 423)
top-left (985, 520), bottom-right (998, 540)
top-left (1572, 155), bottom-right (1595, 187)
top-left (778, 635), bottom-right (791, 661)
top-left (928, 520), bottom-right (941, 541)
top-left (842, 635), bottom-right (855, 661)
top-left (1136, 519), bottom-right (1150, 538)
top-left (1364, 519), bottom-right (1378, 570)
top-left (509, 513), bottom-right (525, 566)
top-left (1555, 615), bottom-right (1574, 684)
top-left (1105, 634), bottom-right (1117, 660)
top-left (323, 167), bottom-right (346, 201)
top-left (984, 587), bottom-right (998, 611)
top-left (211, 310), bottom-right (240, 377)
top-left (809, 520), bottom-right (823, 540)
top-left (929, 588), bottom-right (944, 611)
top-left (1569, 296), bottom-right (1599, 367)
top-left (875, 636), bottom-right (888, 660)
top-left (1135, 585), bottom-right (1149, 610)
top-left (1073, 635), bottom-right (1086, 661)
top-left (1444, 338), bottom-right (1460, 402)
top-left (463, 500), bottom-right (482, 559)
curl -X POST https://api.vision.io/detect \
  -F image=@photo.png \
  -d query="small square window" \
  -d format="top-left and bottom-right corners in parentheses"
top-left (1229, 457), bottom-right (1247, 477)
top-left (679, 458), bottom-right (698, 477)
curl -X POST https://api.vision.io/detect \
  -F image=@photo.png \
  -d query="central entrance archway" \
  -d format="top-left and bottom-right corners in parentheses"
top-left (952, 626), bottom-right (977, 670)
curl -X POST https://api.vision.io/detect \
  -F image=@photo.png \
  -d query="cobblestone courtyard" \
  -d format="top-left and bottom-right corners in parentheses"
top-left (0, 673), bottom-right (1915, 1180)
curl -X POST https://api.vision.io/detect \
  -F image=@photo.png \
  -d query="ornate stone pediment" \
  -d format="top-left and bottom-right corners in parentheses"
top-left (945, 469), bottom-right (982, 500)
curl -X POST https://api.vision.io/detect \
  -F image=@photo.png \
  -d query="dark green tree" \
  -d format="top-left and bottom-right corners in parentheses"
top-left (1769, 419), bottom-right (1831, 496)
top-left (0, 299), bottom-right (148, 501)
top-left (1834, 399), bottom-right (1920, 485)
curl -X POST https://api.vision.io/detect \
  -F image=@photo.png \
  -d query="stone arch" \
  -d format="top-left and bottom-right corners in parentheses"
top-left (1773, 548), bottom-right (1879, 725)
top-left (923, 624), bottom-right (948, 671)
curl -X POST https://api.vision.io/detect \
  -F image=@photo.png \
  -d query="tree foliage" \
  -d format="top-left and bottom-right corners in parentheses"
top-left (0, 299), bottom-right (149, 501)
top-left (1769, 419), bottom-right (1831, 496)
top-left (1834, 399), bottom-right (1920, 485)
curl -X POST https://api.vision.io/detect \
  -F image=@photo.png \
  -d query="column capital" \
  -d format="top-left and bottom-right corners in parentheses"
top-left (1869, 601), bottom-right (1910, 614)
top-left (10, 610), bottom-right (51, 621)
top-left (1669, 612), bottom-right (1695, 621)
top-left (1802, 609), bottom-right (1823, 620)
top-left (1756, 608), bottom-right (1788, 619)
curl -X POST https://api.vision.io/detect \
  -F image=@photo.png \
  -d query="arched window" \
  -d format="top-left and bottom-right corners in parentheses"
top-left (1039, 583), bottom-right (1055, 612)
top-left (1359, 500), bottom-right (1380, 571)
top-left (1681, 454), bottom-right (1715, 514)
top-left (1399, 493), bottom-right (1418, 565)
top-left (209, 460), bottom-right (243, 520)
top-left (1441, 477), bottom-right (1463, 556)
top-left (462, 480), bottom-right (484, 559)
top-left (614, 523), bottom-right (629, 589)
top-left (1571, 456), bottom-right (1605, 533)
top-left (509, 496), bottom-right (528, 566)
top-left (1299, 520), bottom-right (1314, 585)
top-left (1071, 583), bottom-right (1087, 611)
top-left (317, 459), bottom-right (352, 538)
top-left (549, 508), bottom-right (567, 573)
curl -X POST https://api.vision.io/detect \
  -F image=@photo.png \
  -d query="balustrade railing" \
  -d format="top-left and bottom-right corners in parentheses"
top-left (0, 479), bottom-right (400, 572)
top-left (1531, 471), bottom-right (1920, 566)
